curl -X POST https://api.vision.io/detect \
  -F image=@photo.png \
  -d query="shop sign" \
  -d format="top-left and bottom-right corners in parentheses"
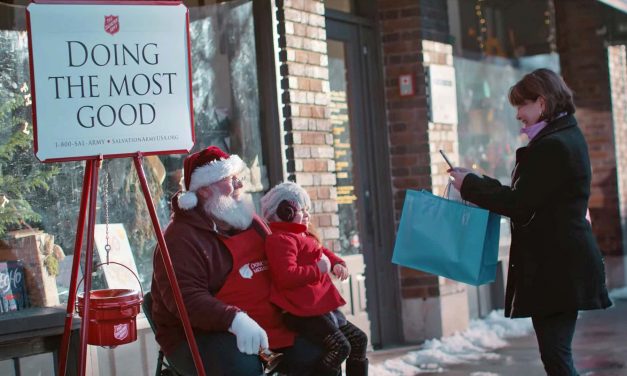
top-left (26, 2), bottom-right (194, 162)
top-left (427, 64), bottom-right (458, 125)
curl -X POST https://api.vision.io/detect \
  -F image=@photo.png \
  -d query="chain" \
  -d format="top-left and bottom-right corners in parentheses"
top-left (103, 162), bottom-right (112, 264)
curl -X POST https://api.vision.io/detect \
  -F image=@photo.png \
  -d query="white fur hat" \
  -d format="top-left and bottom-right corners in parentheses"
top-left (178, 146), bottom-right (246, 210)
top-left (260, 182), bottom-right (311, 221)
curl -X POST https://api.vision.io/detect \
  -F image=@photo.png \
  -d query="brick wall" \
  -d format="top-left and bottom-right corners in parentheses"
top-left (377, 0), bottom-right (453, 300)
top-left (555, 0), bottom-right (624, 255)
top-left (608, 45), bottom-right (627, 255)
top-left (275, 0), bottom-right (340, 250)
top-left (378, 0), bottom-right (432, 300)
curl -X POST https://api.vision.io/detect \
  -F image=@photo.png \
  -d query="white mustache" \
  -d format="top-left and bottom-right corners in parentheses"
top-left (204, 191), bottom-right (254, 230)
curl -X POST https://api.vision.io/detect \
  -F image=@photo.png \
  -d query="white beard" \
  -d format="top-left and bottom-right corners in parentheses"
top-left (203, 190), bottom-right (254, 230)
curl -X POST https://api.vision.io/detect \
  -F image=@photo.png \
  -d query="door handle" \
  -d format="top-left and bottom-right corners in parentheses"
top-left (364, 189), bottom-right (375, 235)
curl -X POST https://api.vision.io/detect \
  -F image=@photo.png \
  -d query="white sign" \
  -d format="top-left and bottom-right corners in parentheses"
top-left (398, 74), bottom-right (414, 96)
top-left (27, 3), bottom-right (194, 162)
top-left (94, 224), bottom-right (139, 290)
top-left (428, 65), bottom-right (458, 125)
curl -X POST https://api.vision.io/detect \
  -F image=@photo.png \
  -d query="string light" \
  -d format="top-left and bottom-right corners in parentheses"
top-left (475, 0), bottom-right (487, 54)
top-left (546, 0), bottom-right (557, 53)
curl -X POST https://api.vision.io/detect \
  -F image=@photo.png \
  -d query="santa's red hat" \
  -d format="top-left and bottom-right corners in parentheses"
top-left (178, 146), bottom-right (246, 210)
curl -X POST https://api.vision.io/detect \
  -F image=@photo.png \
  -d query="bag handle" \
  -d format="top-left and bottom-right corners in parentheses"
top-left (75, 261), bottom-right (144, 305)
top-left (444, 181), bottom-right (470, 206)
top-left (443, 181), bottom-right (452, 199)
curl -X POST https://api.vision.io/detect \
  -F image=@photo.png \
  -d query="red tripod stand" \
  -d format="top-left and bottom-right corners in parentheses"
top-left (56, 154), bottom-right (206, 376)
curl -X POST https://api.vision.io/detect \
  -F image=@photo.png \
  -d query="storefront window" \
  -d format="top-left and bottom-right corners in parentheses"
top-left (326, 0), bottom-right (353, 13)
top-left (0, 0), bottom-right (267, 317)
top-left (449, 0), bottom-right (560, 249)
top-left (454, 55), bottom-right (560, 182)
top-left (449, 0), bottom-right (561, 181)
top-left (449, 0), bottom-right (557, 60)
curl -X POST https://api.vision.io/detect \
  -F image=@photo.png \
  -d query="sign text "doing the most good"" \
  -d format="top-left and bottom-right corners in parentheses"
top-left (47, 41), bottom-right (178, 128)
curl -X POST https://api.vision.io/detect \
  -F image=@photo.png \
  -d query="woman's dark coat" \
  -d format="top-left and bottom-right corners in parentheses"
top-left (461, 114), bottom-right (612, 318)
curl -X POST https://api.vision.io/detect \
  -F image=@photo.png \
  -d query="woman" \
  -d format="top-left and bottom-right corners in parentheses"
top-left (449, 68), bottom-right (612, 375)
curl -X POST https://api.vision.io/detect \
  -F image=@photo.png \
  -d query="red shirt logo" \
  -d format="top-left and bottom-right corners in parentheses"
top-left (238, 260), bottom-right (269, 279)
top-left (104, 15), bottom-right (119, 35)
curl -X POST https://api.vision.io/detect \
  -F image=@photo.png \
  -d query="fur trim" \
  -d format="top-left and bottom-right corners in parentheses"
top-left (188, 155), bottom-right (246, 192)
top-left (178, 191), bottom-right (198, 210)
top-left (260, 182), bottom-right (311, 221)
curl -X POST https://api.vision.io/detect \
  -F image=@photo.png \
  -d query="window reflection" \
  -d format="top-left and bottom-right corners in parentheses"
top-left (454, 56), bottom-right (560, 182)
top-left (328, 40), bottom-right (361, 256)
top-left (450, 0), bottom-right (561, 182)
top-left (449, 0), bottom-right (561, 247)
top-left (326, 0), bottom-right (353, 13)
top-left (0, 0), bottom-right (266, 312)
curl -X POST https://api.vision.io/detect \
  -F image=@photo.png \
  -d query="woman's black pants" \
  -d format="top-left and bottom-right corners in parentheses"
top-left (532, 311), bottom-right (579, 376)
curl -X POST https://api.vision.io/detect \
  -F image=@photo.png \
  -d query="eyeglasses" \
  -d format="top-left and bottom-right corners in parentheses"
top-left (222, 175), bottom-right (244, 187)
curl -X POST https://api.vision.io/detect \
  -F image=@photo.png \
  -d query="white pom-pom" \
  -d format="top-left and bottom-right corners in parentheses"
top-left (178, 191), bottom-right (198, 210)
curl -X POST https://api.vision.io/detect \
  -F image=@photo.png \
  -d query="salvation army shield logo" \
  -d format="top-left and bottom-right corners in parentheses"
top-left (104, 15), bottom-right (119, 35)
top-left (113, 323), bottom-right (129, 340)
top-left (238, 264), bottom-right (253, 279)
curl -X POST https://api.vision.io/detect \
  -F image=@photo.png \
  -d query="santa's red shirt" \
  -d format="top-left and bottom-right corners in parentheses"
top-left (266, 222), bottom-right (346, 317)
top-left (151, 196), bottom-right (294, 355)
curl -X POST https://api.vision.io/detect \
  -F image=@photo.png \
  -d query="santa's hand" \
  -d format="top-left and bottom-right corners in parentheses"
top-left (317, 254), bottom-right (331, 274)
top-left (228, 312), bottom-right (269, 355)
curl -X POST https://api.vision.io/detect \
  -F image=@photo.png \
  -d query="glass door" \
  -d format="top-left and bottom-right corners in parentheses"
top-left (326, 14), bottom-right (402, 347)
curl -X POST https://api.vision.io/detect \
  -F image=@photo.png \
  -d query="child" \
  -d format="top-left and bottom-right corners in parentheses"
top-left (261, 182), bottom-right (369, 376)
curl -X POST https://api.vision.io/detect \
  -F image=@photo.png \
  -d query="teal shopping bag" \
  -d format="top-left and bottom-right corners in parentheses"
top-left (392, 189), bottom-right (500, 286)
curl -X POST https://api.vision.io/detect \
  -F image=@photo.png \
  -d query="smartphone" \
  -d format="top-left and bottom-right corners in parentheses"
top-left (439, 149), bottom-right (454, 169)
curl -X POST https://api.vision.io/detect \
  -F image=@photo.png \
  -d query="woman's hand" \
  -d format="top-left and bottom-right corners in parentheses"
top-left (332, 264), bottom-right (349, 281)
top-left (447, 167), bottom-right (475, 191)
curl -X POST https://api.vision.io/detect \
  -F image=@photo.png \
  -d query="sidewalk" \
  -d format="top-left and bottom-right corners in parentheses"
top-left (370, 298), bottom-right (627, 375)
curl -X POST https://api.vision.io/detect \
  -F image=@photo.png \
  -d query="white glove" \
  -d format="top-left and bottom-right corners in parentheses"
top-left (317, 254), bottom-right (331, 274)
top-left (228, 312), bottom-right (269, 355)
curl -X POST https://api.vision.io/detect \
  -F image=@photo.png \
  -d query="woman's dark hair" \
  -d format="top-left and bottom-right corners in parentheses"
top-left (508, 68), bottom-right (575, 120)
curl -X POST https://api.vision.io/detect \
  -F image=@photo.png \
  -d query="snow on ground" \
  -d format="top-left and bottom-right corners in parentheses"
top-left (369, 310), bottom-right (533, 375)
top-left (368, 285), bottom-right (627, 375)
top-left (609, 286), bottom-right (627, 300)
